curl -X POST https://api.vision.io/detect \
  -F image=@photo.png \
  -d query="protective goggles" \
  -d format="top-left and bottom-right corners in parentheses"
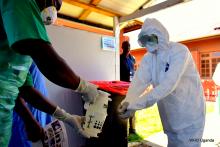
top-left (138, 34), bottom-right (158, 47)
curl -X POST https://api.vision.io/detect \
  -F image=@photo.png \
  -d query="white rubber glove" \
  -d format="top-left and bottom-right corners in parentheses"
top-left (76, 78), bottom-right (99, 104)
top-left (117, 102), bottom-right (135, 119)
top-left (53, 106), bottom-right (90, 138)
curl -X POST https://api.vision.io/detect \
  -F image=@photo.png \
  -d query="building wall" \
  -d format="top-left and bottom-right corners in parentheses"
top-left (183, 37), bottom-right (220, 52)
top-left (130, 48), bottom-right (146, 68)
top-left (182, 37), bottom-right (220, 75)
top-left (45, 25), bottom-right (119, 146)
top-left (46, 25), bottom-right (119, 81)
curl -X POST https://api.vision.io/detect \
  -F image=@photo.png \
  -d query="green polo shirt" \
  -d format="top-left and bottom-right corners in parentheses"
top-left (0, 0), bottom-right (51, 146)
top-left (0, 0), bottom-right (50, 96)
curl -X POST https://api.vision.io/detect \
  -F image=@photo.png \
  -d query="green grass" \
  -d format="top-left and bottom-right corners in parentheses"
top-left (206, 101), bottom-right (215, 113)
top-left (128, 102), bottom-right (215, 142)
top-left (128, 104), bottom-right (162, 142)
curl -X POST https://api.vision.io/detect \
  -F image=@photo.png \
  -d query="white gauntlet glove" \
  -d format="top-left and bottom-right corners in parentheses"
top-left (76, 79), bottom-right (99, 104)
top-left (117, 102), bottom-right (135, 119)
top-left (53, 106), bottom-right (90, 138)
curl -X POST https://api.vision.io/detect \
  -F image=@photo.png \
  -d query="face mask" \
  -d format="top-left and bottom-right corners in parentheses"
top-left (145, 43), bottom-right (158, 53)
top-left (41, 6), bottom-right (57, 25)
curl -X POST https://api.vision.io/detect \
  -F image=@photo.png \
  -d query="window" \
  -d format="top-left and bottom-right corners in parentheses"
top-left (200, 52), bottom-right (220, 79)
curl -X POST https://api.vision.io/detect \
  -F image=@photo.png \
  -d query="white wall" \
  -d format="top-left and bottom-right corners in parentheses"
top-left (44, 25), bottom-right (119, 147)
top-left (46, 25), bottom-right (119, 81)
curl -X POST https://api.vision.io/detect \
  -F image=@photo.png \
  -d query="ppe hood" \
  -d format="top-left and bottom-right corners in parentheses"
top-left (138, 18), bottom-right (170, 51)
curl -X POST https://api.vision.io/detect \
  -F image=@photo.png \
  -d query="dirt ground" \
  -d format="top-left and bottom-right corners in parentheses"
top-left (129, 141), bottom-right (163, 147)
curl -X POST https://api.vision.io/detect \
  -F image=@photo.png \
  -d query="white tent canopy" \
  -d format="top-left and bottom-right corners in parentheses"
top-left (125, 0), bottom-right (220, 49)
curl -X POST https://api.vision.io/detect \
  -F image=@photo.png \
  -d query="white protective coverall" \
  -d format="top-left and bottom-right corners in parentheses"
top-left (123, 18), bottom-right (206, 147)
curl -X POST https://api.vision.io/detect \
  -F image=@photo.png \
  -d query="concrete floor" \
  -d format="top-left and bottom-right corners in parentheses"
top-left (129, 113), bottom-right (220, 147)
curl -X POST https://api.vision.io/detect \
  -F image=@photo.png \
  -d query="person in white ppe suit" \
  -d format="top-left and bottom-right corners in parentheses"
top-left (118, 18), bottom-right (205, 147)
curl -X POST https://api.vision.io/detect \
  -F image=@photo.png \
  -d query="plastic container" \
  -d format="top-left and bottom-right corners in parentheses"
top-left (83, 90), bottom-right (111, 137)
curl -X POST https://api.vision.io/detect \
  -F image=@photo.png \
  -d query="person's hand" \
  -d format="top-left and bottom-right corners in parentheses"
top-left (117, 102), bottom-right (135, 119)
top-left (53, 106), bottom-right (90, 138)
top-left (118, 102), bottom-right (129, 114)
top-left (76, 79), bottom-right (99, 104)
top-left (64, 115), bottom-right (90, 138)
top-left (25, 121), bottom-right (44, 142)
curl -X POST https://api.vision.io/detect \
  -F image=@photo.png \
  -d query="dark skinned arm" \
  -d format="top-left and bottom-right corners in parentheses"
top-left (14, 96), bottom-right (44, 142)
top-left (15, 85), bottom-right (57, 141)
top-left (17, 84), bottom-right (91, 139)
top-left (12, 39), bottom-right (80, 90)
top-left (19, 85), bottom-right (57, 115)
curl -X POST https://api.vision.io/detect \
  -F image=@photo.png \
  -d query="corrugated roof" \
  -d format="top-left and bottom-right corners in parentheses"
top-left (58, 0), bottom-right (153, 29)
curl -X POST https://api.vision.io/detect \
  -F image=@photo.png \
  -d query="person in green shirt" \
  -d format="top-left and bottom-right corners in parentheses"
top-left (0, 0), bottom-right (100, 146)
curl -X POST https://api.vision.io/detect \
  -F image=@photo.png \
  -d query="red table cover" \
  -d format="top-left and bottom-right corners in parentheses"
top-left (90, 81), bottom-right (130, 96)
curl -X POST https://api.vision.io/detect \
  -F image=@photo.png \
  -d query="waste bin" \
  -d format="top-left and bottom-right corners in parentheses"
top-left (85, 81), bottom-right (130, 147)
